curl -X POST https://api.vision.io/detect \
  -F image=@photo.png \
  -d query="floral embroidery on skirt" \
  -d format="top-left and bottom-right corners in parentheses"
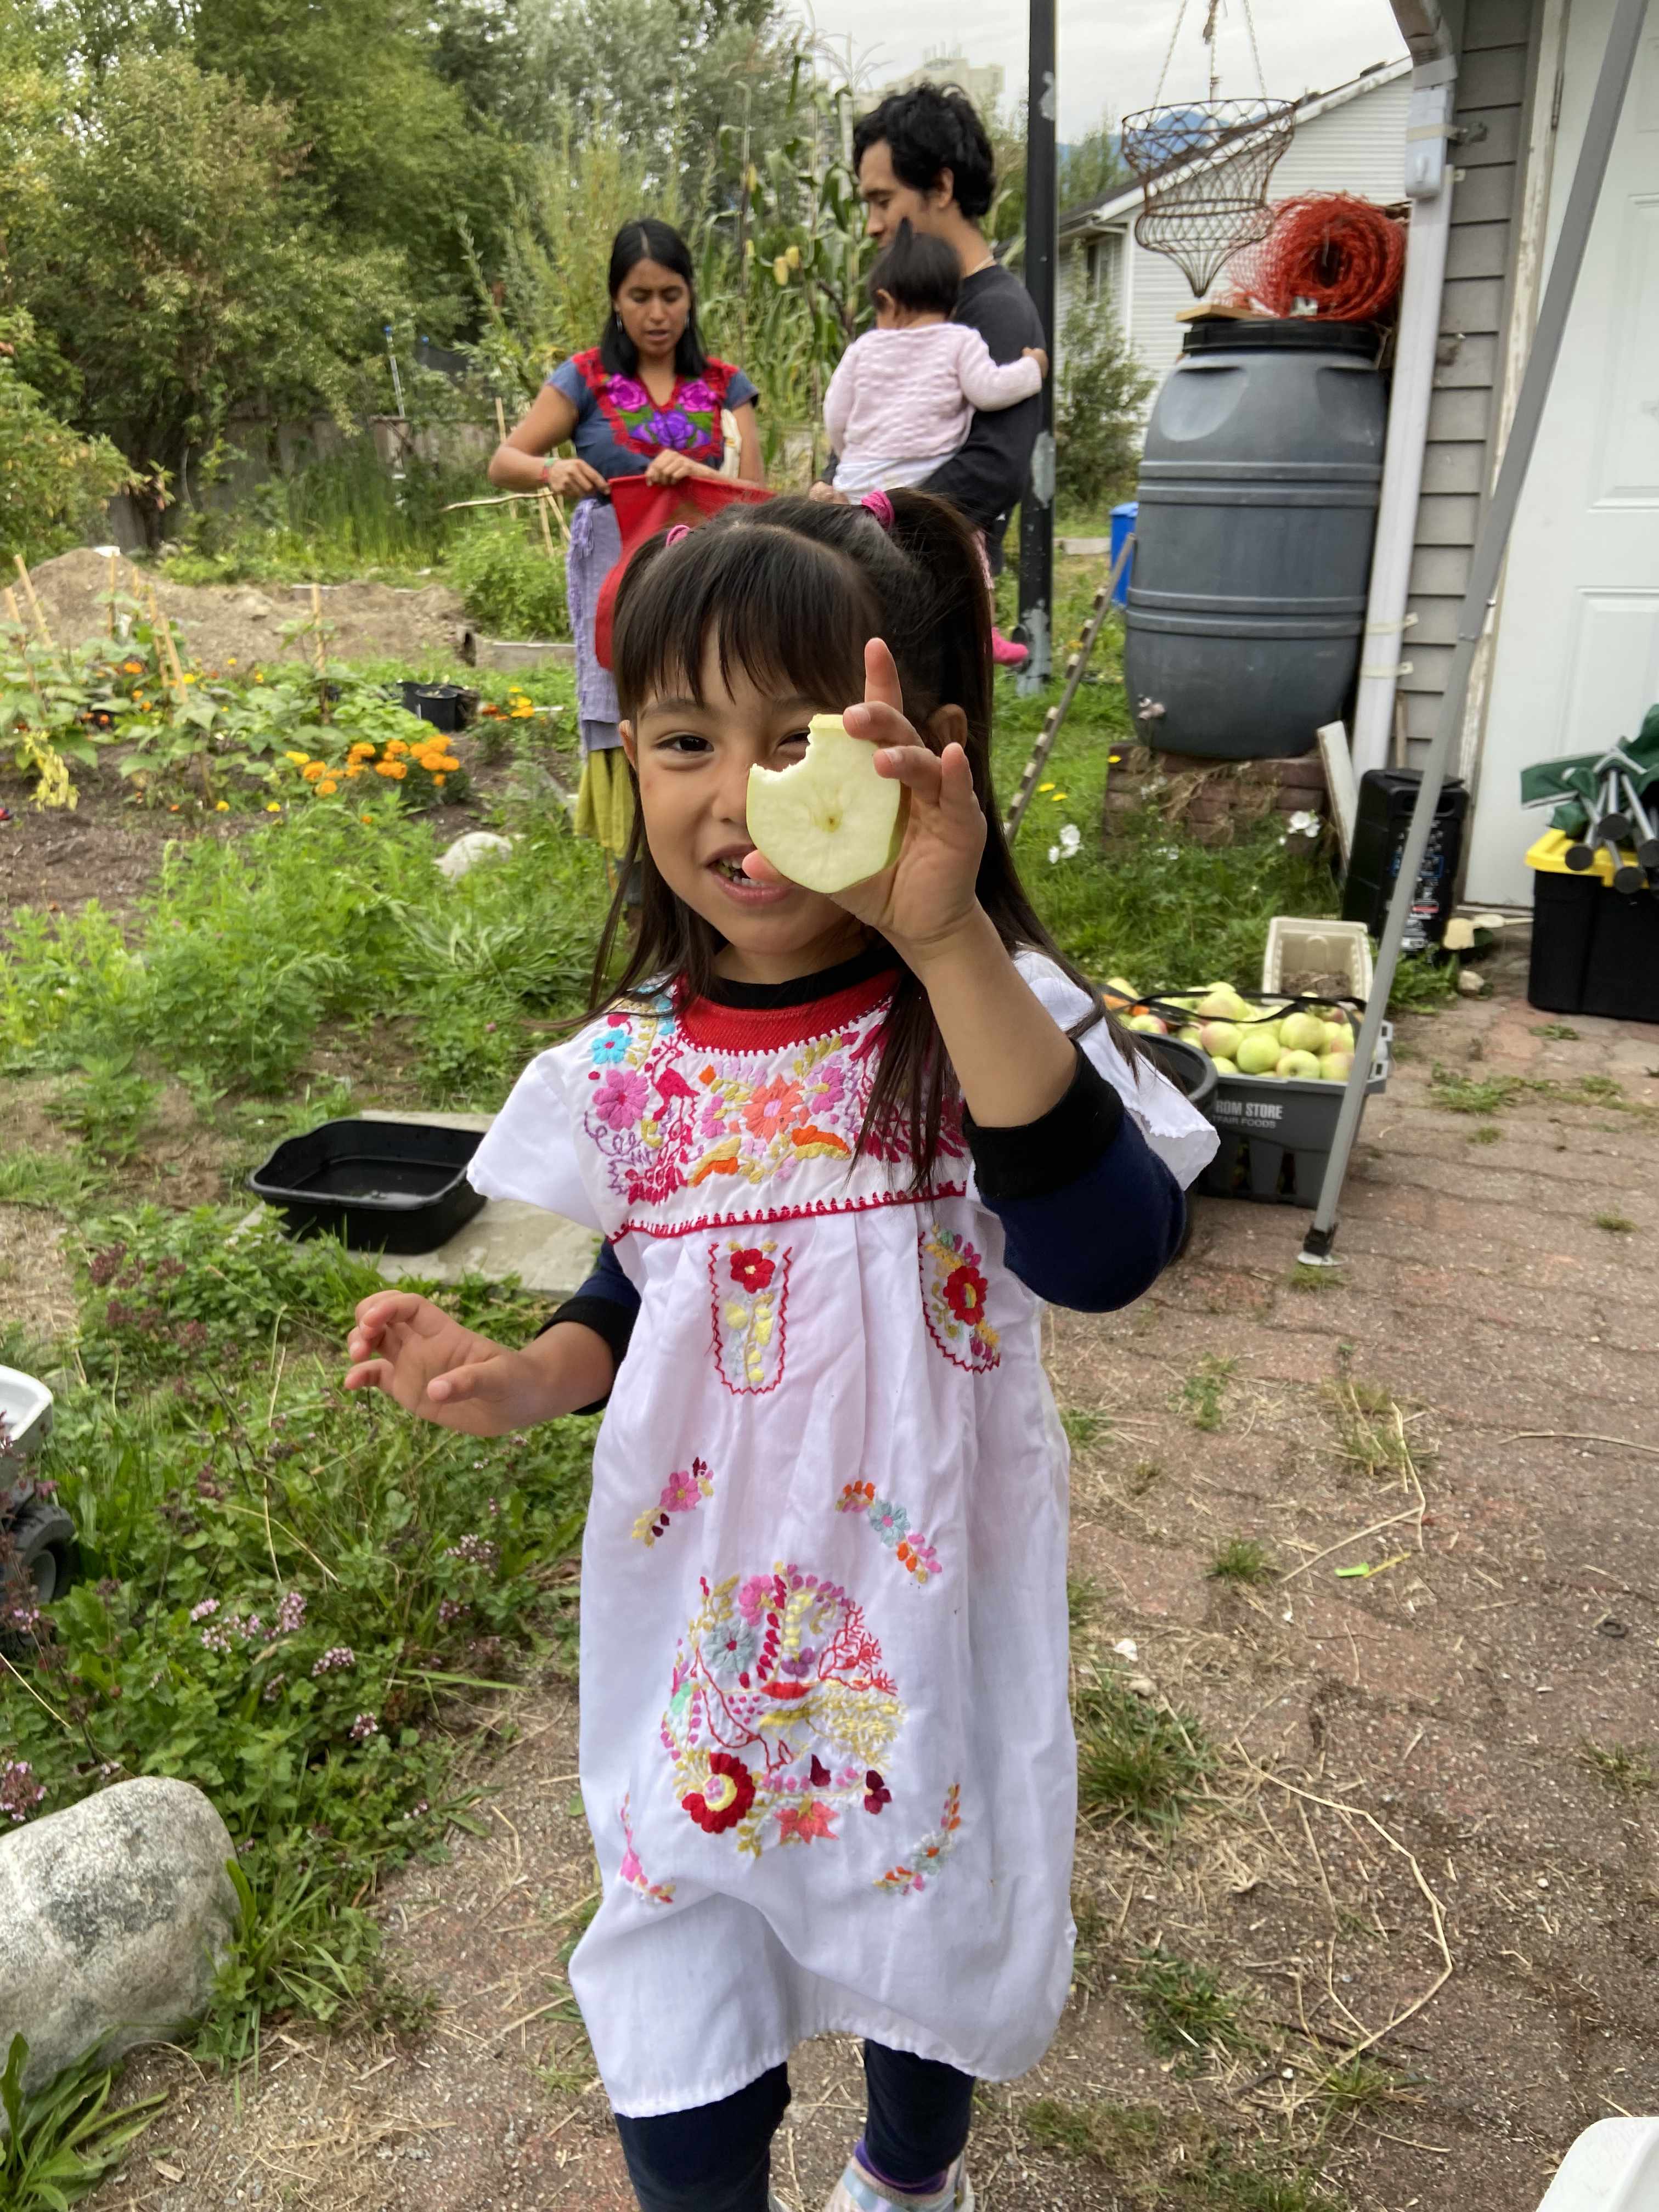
top-left (874, 1784), bottom-right (963, 1895)
top-left (709, 1239), bottom-right (790, 1394)
top-left (919, 1224), bottom-right (1000, 1373)
top-left (834, 1481), bottom-right (943, 1585)
top-left (661, 1565), bottom-right (904, 1859)
top-left (633, 1457), bottom-right (715, 1547)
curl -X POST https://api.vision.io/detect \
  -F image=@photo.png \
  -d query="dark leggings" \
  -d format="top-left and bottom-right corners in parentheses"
top-left (616, 2041), bottom-right (976, 2212)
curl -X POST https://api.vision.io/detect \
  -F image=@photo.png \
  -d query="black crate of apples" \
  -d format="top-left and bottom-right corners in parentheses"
top-left (1105, 980), bottom-right (1390, 1209)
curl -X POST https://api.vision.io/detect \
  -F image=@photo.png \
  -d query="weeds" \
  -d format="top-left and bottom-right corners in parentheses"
top-left (1209, 1538), bottom-right (1274, 1585)
top-left (1323, 1378), bottom-right (1427, 1483)
top-left (1428, 1065), bottom-right (1523, 1116)
top-left (1580, 1740), bottom-right (1655, 1797)
top-left (1180, 1355), bottom-right (1237, 1432)
top-left (1067, 1576), bottom-right (1098, 1634)
top-left (47, 1058), bottom-right (157, 1163)
top-left (1061, 1406), bottom-right (1110, 1449)
top-left (1074, 1672), bottom-right (1213, 1830)
top-left (1288, 1263), bottom-right (1339, 1293)
top-left (1022, 2096), bottom-right (1343, 2210)
top-left (1595, 1211), bottom-right (1635, 1235)
top-left (1385, 955), bottom-right (1459, 1014)
top-left (1122, 1947), bottom-right (1251, 2062)
top-left (0, 2033), bottom-right (164, 2211)
top-left (0, 1148), bottom-right (104, 1211)
top-left (1308, 2054), bottom-right (1419, 2120)
top-left (1532, 1023), bottom-right (1578, 1041)
top-left (1468, 1124), bottom-right (1503, 1145)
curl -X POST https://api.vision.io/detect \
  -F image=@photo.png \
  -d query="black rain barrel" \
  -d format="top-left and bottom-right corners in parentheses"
top-left (1123, 318), bottom-right (1386, 759)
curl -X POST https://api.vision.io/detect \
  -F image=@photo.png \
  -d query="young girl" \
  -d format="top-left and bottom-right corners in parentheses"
top-left (819, 225), bottom-right (1047, 501)
top-left (345, 490), bottom-right (1216, 2212)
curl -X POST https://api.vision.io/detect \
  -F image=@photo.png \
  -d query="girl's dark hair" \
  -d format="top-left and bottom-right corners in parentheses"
top-left (852, 84), bottom-right (997, 223)
top-left (600, 218), bottom-right (708, 380)
top-left (594, 489), bottom-right (1131, 1186)
top-left (868, 221), bottom-right (961, 318)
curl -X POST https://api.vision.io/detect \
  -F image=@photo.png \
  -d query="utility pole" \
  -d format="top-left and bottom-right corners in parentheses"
top-left (1018, 0), bottom-right (1057, 693)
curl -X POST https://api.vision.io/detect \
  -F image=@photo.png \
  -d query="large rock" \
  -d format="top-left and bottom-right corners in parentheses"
top-left (0, 1777), bottom-right (238, 2099)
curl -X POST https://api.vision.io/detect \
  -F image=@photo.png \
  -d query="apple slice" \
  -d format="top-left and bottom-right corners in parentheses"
top-left (746, 714), bottom-right (905, 894)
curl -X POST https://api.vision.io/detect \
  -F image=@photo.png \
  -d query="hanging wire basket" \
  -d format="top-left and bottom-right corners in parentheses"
top-left (1120, 98), bottom-right (1298, 296)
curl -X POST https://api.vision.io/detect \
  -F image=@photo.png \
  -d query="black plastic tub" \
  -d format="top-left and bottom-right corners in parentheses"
top-left (249, 1119), bottom-right (486, 1252)
top-left (408, 682), bottom-right (466, 733)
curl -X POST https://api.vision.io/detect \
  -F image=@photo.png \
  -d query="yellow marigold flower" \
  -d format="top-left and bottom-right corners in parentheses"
top-left (318, 778), bottom-right (338, 795)
top-left (438, 757), bottom-right (460, 772)
top-left (215, 799), bottom-right (229, 811)
top-left (254, 673), bottom-right (264, 683)
top-left (122, 659), bottom-right (143, 674)
top-left (375, 759), bottom-right (408, 780)
top-left (510, 703), bottom-right (534, 718)
top-left (302, 761), bottom-right (326, 782)
top-left (285, 751), bottom-right (310, 766)
top-left (384, 738), bottom-right (409, 758)
top-left (181, 671), bottom-right (197, 684)
top-left (266, 802), bottom-right (281, 812)
top-left (360, 812), bottom-right (373, 823)
top-left (433, 773), bottom-right (447, 787)
top-left (348, 741), bottom-right (375, 759)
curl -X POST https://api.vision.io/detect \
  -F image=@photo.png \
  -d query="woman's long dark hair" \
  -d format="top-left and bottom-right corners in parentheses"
top-left (597, 489), bottom-right (1130, 1186)
top-left (600, 219), bottom-right (708, 380)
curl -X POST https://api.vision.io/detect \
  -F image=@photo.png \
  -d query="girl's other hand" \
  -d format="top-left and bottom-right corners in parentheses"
top-left (345, 1292), bottom-right (541, 1436)
top-left (1023, 346), bottom-right (1050, 380)
top-left (545, 456), bottom-right (609, 499)
top-left (811, 637), bottom-right (989, 958)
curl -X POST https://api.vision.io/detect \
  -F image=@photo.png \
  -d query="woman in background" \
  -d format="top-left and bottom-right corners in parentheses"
top-left (488, 218), bottom-right (764, 889)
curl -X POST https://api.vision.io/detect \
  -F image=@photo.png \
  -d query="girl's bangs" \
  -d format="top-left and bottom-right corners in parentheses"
top-left (613, 524), bottom-right (879, 720)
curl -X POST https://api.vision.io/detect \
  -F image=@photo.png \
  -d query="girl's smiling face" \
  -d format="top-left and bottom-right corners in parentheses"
top-left (622, 644), bottom-right (867, 985)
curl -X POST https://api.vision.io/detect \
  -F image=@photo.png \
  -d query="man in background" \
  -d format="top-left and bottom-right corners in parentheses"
top-left (829, 81), bottom-right (1045, 668)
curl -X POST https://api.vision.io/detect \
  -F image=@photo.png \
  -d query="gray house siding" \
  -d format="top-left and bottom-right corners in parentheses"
top-left (1400, 0), bottom-right (1544, 757)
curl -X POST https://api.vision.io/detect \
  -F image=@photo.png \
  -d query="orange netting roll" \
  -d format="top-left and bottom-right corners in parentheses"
top-left (1226, 193), bottom-right (1406, 323)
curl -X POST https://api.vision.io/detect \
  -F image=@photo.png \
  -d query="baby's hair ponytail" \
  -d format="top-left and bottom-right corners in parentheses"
top-left (597, 489), bottom-right (1131, 1186)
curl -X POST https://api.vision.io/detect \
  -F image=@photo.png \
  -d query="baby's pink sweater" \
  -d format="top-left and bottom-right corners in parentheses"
top-left (823, 322), bottom-right (1042, 472)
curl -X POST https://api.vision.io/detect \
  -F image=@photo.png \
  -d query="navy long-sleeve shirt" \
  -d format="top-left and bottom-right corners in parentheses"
top-left (541, 952), bottom-right (1187, 1403)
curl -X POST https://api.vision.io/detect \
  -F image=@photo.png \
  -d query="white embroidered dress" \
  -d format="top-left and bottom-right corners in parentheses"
top-left (467, 953), bottom-right (1215, 2117)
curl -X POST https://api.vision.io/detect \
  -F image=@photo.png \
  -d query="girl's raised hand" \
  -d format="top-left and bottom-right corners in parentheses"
top-left (344, 1291), bottom-right (543, 1437)
top-left (820, 638), bottom-right (987, 956)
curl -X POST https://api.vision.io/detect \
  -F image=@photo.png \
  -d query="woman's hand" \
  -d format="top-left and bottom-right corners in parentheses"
top-left (747, 638), bottom-right (987, 960)
top-left (644, 449), bottom-right (712, 486)
top-left (543, 455), bottom-right (609, 499)
top-left (345, 1292), bottom-right (551, 1437)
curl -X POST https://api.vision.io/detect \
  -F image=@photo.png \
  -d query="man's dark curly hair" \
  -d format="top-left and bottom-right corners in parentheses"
top-left (851, 83), bottom-right (997, 223)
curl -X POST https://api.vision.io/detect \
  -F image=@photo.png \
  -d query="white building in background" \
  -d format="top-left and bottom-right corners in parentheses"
top-left (877, 50), bottom-right (1006, 122)
top-left (1058, 58), bottom-right (1413, 384)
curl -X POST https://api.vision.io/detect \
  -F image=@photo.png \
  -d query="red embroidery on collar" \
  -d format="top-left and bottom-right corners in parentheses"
top-left (675, 968), bottom-right (899, 1053)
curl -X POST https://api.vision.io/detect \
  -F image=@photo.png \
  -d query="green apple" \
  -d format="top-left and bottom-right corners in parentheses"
top-left (1176, 1025), bottom-right (1205, 1049)
top-left (1210, 1056), bottom-right (1239, 1076)
top-left (1126, 1012), bottom-right (1169, 1035)
top-left (1235, 1031), bottom-right (1282, 1075)
top-left (1324, 1020), bottom-right (1355, 1054)
top-left (1319, 1051), bottom-right (1354, 1082)
top-left (1198, 1020), bottom-right (1242, 1060)
top-left (1278, 1011), bottom-right (1329, 1057)
top-left (1276, 1048), bottom-right (1322, 1080)
top-left (746, 714), bottom-right (904, 893)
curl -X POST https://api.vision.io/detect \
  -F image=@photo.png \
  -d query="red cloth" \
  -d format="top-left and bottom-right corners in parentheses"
top-left (594, 475), bottom-right (772, 669)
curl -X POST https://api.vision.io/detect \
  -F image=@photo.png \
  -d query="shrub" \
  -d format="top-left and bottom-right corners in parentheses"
top-left (448, 512), bottom-right (569, 639)
top-left (1054, 292), bottom-right (1155, 513)
top-left (0, 313), bottom-right (133, 567)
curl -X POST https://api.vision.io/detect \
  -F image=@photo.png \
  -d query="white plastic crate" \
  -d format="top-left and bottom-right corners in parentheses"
top-left (1261, 917), bottom-right (1375, 1005)
top-left (1534, 2119), bottom-right (1659, 2210)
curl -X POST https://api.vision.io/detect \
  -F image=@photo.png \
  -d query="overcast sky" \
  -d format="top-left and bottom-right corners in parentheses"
top-left (792, 0), bottom-right (1408, 140)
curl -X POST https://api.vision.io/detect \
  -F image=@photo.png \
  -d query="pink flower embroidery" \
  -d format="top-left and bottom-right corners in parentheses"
top-left (775, 1797), bottom-right (838, 1845)
top-left (736, 1573), bottom-right (775, 1625)
top-left (742, 1077), bottom-right (805, 1142)
top-left (594, 1066), bottom-right (648, 1130)
top-left (660, 1467), bottom-right (703, 1514)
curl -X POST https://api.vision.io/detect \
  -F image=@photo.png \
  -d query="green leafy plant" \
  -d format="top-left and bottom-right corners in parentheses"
top-left (0, 312), bottom-right (134, 569)
top-left (1122, 1947), bottom-right (1251, 2062)
top-left (1178, 1355), bottom-right (1237, 1432)
top-left (47, 1057), bottom-right (158, 1163)
top-left (1054, 292), bottom-right (1154, 512)
top-left (0, 2033), bottom-right (164, 2210)
top-left (448, 512), bottom-right (569, 640)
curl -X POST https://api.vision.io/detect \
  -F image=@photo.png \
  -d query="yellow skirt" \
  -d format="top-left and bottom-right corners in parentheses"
top-left (575, 745), bottom-right (636, 865)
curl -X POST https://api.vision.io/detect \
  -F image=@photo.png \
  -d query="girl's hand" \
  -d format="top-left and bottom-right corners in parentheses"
top-left (344, 1292), bottom-right (548, 1437)
top-left (544, 456), bottom-right (608, 499)
top-left (644, 450), bottom-right (707, 486)
top-left (1023, 345), bottom-right (1050, 380)
top-left (751, 638), bottom-right (987, 958)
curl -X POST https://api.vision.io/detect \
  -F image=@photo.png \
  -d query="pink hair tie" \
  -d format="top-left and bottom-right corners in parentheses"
top-left (664, 522), bottom-right (692, 546)
top-left (860, 489), bottom-right (895, 533)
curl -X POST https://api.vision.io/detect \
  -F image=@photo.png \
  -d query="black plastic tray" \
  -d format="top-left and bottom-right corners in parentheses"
top-left (249, 1119), bottom-right (486, 1252)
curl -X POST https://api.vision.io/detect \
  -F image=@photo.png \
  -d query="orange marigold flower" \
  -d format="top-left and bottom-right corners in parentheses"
top-left (318, 778), bottom-right (338, 795)
top-left (433, 773), bottom-right (447, 787)
top-left (345, 763), bottom-right (364, 778)
top-left (374, 760), bottom-right (408, 780)
top-left (301, 761), bottom-right (327, 782)
top-left (383, 739), bottom-right (409, 758)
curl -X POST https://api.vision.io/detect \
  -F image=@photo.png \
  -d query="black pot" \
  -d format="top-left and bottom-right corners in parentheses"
top-left (249, 1118), bottom-right (486, 1253)
top-left (1138, 1032), bottom-right (1218, 1117)
top-left (412, 684), bottom-right (465, 734)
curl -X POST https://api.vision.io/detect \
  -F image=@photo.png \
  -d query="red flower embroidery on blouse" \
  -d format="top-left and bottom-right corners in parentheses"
top-left (729, 1248), bottom-right (776, 1293)
top-left (863, 1770), bottom-right (891, 1815)
top-left (682, 1751), bottom-right (755, 1834)
top-left (943, 1261), bottom-right (989, 1324)
top-left (775, 1797), bottom-right (838, 1845)
top-left (742, 1077), bottom-right (805, 1142)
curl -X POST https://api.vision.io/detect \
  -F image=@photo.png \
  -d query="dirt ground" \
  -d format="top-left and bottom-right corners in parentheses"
top-left (59, 938), bottom-right (1659, 2212)
top-left (25, 549), bottom-right (470, 675)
